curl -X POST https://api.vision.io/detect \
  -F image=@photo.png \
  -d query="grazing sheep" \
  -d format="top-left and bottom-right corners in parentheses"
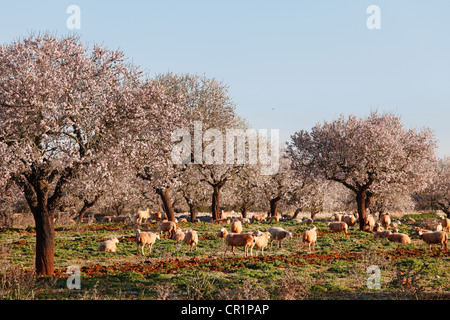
top-left (150, 212), bottom-right (162, 221)
top-left (438, 217), bottom-right (450, 232)
top-left (213, 217), bottom-right (231, 225)
top-left (391, 222), bottom-right (401, 229)
top-left (136, 208), bottom-right (150, 225)
top-left (217, 226), bottom-right (228, 241)
top-left (224, 233), bottom-right (255, 257)
top-left (268, 227), bottom-right (293, 248)
top-left (379, 213), bottom-right (391, 230)
top-left (136, 229), bottom-right (160, 255)
top-left (237, 217), bottom-right (251, 224)
top-left (171, 229), bottom-right (186, 241)
top-left (418, 230), bottom-right (448, 253)
top-left (96, 216), bottom-right (112, 223)
top-left (231, 219), bottom-right (243, 234)
top-left (251, 214), bottom-right (266, 223)
top-left (387, 231), bottom-right (411, 244)
top-left (184, 229), bottom-right (199, 252)
top-left (220, 210), bottom-right (234, 219)
top-left (97, 237), bottom-right (119, 253)
top-left (160, 220), bottom-right (177, 239)
top-left (363, 215), bottom-right (375, 231)
top-left (301, 225), bottom-right (317, 251)
top-left (327, 221), bottom-right (348, 238)
top-left (110, 216), bottom-right (131, 223)
top-left (266, 216), bottom-right (280, 222)
top-left (302, 217), bottom-right (314, 225)
top-left (342, 215), bottom-right (356, 227)
top-left (251, 231), bottom-right (271, 256)
top-left (374, 229), bottom-right (391, 239)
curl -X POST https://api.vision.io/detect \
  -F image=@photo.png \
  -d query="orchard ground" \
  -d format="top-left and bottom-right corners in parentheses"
top-left (0, 211), bottom-right (449, 300)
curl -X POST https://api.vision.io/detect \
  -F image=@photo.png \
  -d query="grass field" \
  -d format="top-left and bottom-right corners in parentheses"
top-left (0, 212), bottom-right (449, 300)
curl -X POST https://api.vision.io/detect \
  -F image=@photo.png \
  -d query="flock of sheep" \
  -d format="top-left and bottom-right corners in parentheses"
top-left (95, 209), bottom-right (449, 258)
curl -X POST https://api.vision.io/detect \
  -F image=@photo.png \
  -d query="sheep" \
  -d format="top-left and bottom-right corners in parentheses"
top-left (171, 229), bottom-right (186, 241)
top-left (136, 208), bottom-right (150, 225)
top-left (96, 215), bottom-right (112, 223)
top-left (436, 223), bottom-right (443, 232)
top-left (212, 217), bottom-right (231, 225)
top-left (387, 231), bottom-right (411, 244)
top-left (251, 214), bottom-right (266, 223)
top-left (379, 213), bottom-right (391, 230)
top-left (251, 231), bottom-right (271, 256)
top-left (363, 215), bottom-right (375, 231)
top-left (302, 217), bottom-right (314, 225)
top-left (184, 229), bottom-right (199, 252)
top-left (237, 217), bottom-right (251, 224)
top-left (110, 216), bottom-right (131, 223)
top-left (268, 227), bottom-right (293, 248)
top-left (418, 230), bottom-right (448, 253)
top-left (160, 220), bottom-right (177, 239)
top-left (224, 233), bottom-right (255, 257)
top-left (266, 216), bottom-right (280, 222)
top-left (438, 217), bottom-right (450, 232)
top-left (217, 226), bottom-right (228, 241)
top-left (97, 237), bottom-right (119, 253)
top-left (374, 228), bottom-right (391, 239)
top-left (220, 210), bottom-right (234, 219)
top-left (342, 214), bottom-right (356, 227)
top-left (327, 221), bottom-right (348, 238)
top-left (333, 213), bottom-right (342, 222)
top-left (135, 229), bottom-right (160, 255)
top-left (150, 212), bottom-right (162, 221)
top-left (389, 222), bottom-right (399, 229)
top-left (230, 219), bottom-right (243, 234)
top-left (301, 225), bottom-right (317, 251)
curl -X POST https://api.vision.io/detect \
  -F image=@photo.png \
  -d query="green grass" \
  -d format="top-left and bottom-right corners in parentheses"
top-left (0, 214), bottom-right (449, 300)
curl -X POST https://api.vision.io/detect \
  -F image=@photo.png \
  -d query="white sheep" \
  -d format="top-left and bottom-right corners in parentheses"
top-left (301, 225), bottom-right (317, 251)
top-left (268, 227), bottom-right (293, 248)
top-left (387, 231), bottom-right (411, 244)
top-left (418, 230), bottom-right (448, 253)
top-left (342, 214), bottom-right (356, 227)
top-left (327, 221), bottom-right (348, 238)
top-left (379, 212), bottom-right (391, 230)
top-left (217, 226), bottom-right (228, 241)
top-left (230, 219), bottom-right (243, 234)
top-left (136, 229), bottom-right (160, 255)
top-left (363, 215), bottom-right (375, 231)
top-left (438, 217), bottom-right (450, 232)
top-left (224, 233), bottom-right (255, 257)
top-left (251, 231), bottom-right (271, 256)
top-left (136, 208), bottom-right (150, 225)
top-left (160, 220), bottom-right (177, 238)
top-left (97, 237), bottom-right (119, 253)
top-left (184, 229), bottom-right (199, 252)
top-left (171, 229), bottom-right (186, 241)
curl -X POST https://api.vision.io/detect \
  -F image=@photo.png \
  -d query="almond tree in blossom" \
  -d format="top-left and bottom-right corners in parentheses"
top-left (414, 157), bottom-right (450, 217)
top-left (288, 112), bottom-right (437, 230)
top-left (0, 34), bottom-right (182, 275)
top-left (156, 73), bottom-right (244, 220)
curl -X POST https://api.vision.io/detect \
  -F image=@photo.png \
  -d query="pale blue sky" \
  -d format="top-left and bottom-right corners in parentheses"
top-left (1, 1), bottom-right (449, 157)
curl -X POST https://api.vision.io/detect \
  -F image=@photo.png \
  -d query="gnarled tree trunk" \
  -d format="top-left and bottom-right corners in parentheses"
top-left (156, 187), bottom-right (176, 222)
